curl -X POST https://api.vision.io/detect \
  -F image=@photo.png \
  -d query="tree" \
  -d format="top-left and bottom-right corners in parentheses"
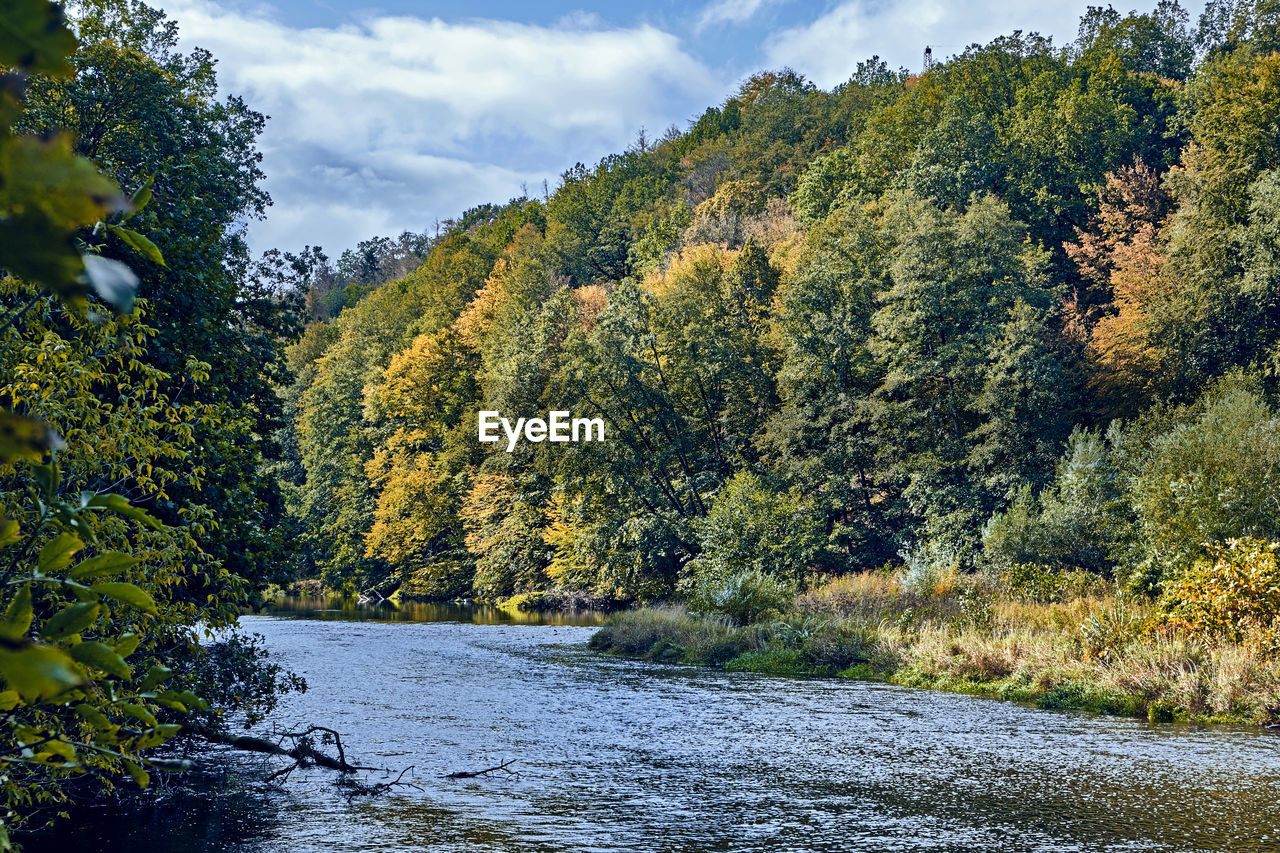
top-left (1122, 376), bottom-right (1280, 592)
top-left (0, 4), bottom-right (296, 840)
top-left (1158, 47), bottom-right (1280, 393)
top-left (683, 471), bottom-right (822, 589)
top-left (869, 194), bottom-right (1056, 545)
top-left (363, 328), bottom-right (479, 598)
top-left (20, 0), bottom-right (304, 591)
top-left (766, 204), bottom-right (894, 569)
top-left (1065, 161), bottom-right (1173, 415)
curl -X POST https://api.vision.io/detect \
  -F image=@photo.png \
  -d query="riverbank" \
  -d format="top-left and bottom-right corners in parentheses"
top-left (589, 572), bottom-right (1280, 727)
top-left (36, 610), bottom-right (1280, 853)
top-left (273, 580), bottom-right (620, 613)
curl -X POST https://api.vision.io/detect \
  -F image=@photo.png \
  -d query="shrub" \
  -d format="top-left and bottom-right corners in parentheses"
top-left (800, 621), bottom-right (879, 672)
top-left (898, 539), bottom-right (964, 596)
top-left (685, 471), bottom-right (824, 587)
top-left (1161, 538), bottom-right (1280, 648)
top-left (1001, 563), bottom-right (1109, 603)
top-left (1080, 595), bottom-right (1144, 660)
top-left (687, 568), bottom-right (795, 625)
top-left (590, 607), bottom-right (694, 657)
top-left (983, 428), bottom-right (1130, 574)
top-left (1123, 377), bottom-right (1280, 591)
top-left (796, 570), bottom-right (901, 618)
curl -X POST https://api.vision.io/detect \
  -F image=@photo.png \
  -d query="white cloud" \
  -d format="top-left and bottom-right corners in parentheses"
top-left (762, 0), bottom-right (1195, 88)
top-left (164, 0), bottom-right (725, 253)
top-left (696, 0), bottom-right (782, 32)
top-left (157, 0), bottom-right (1209, 253)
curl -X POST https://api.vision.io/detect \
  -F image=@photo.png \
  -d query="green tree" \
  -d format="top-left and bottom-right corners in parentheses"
top-left (0, 3), bottom-right (295, 840)
top-left (20, 0), bottom-right (304, 591)
top-left (766, 204), bottom-right (894, 568)
top-left (869, 194), bottom-right (1056, 544)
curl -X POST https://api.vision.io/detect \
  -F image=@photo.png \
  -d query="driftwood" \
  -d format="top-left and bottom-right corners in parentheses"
top-left (338, 765), bottom-right (421, 800)
top-left (195, 725), bottom-right (379, 781)
top-left (196, 724), bottom-right (515, 791)
top-left (444, 758), bottom-right (518, 779)
top-left (358, 574), bottom-right (400, 603)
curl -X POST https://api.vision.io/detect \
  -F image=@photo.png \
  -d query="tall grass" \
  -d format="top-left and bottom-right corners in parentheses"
top-left (591, 572), bottom-right (1280, 726)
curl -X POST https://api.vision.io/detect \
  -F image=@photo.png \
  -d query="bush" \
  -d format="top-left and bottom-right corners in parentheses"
top-left (1001, 563), bottom-right (1109, 603)
top-left (685, 472), bottom-right (823, 587)
top-left (687, 568), bottom-right (795, 625)
top-left (898, 539), bottom-right (964, 596)
top-left (1080, 595), bottom-right (1144, 660)
top-left (1161, 538), bottom-right (1280, 648)
top-left (983, 428), bottom-right (1130, 574)
top-left (589, 607), bottom-right (695, 657)
top-left (1123, 377), bottom-right (1280, 591)
top-left (800, 621), bottom-right (879, 672)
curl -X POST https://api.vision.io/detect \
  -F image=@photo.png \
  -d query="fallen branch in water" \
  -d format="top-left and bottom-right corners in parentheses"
top-left (340, 765), bottom-right (421, 799)
top-left (444, 758), bottom-right (518, 779)
top-left (193, 724), bottom-right (381, 780)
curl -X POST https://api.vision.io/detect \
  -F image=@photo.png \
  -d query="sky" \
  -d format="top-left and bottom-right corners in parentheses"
top-left (160, 0), bottom-right (1208, 256)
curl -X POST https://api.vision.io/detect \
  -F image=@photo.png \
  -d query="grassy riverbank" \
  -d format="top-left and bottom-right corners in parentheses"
top-left (589, 572), bottom-right (1280, 726)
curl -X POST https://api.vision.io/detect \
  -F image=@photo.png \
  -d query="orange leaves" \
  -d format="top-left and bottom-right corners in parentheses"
top-left (1162, 539), bottom-right (1280, 649)
top-left (1064, 161), bottom-right (1173, 411)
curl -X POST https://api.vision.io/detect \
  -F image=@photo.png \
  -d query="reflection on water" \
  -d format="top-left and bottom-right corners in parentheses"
top-left (259, 595), bottom-right (609, 626)
top-left (27, 611), bottom-right (1280, 852)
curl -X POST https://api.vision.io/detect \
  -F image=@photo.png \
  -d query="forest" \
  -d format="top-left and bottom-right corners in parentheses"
top-left (2, 0), bottom-right (1280, 844)
top-left (283, 0), bottom-right (1279, 610)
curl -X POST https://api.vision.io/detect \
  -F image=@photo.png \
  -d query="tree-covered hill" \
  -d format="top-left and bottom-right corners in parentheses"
top-left (282, 0), bottom-right (1280, 610)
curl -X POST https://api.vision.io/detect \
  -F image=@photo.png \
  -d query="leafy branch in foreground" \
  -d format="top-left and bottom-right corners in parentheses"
top-left (0, 1), bottom-right (195, 846)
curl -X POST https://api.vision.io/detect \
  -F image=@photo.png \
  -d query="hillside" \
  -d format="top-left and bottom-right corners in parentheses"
top-left (281, 3), bottom-right (1278, 620)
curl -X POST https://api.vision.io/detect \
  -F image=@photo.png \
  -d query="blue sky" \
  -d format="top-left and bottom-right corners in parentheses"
top-left (162, 0), bottom-right (1206, 255)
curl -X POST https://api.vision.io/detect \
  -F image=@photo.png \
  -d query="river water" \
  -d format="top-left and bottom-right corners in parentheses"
top-left (35, 600), bottom-right (1280, 852)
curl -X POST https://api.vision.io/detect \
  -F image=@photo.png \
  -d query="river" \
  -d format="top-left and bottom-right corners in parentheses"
top-left (34, 600), bottom-right (1280, 852)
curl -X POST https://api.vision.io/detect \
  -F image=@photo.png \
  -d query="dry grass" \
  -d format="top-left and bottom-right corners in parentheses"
top-left (594, 573), bottom-right (1280, 726)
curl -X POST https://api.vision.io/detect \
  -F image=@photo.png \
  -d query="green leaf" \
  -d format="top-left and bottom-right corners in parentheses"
top-left (129, 175), bottom-right (154, 213)
top-left (1, 135), bottom-right (124, 225)
top-left (114, 632), bottom-right (140, 658)
top-left (90, 582), bottom-right (157, 614)
top-left (123, 758), bottom-right (149, 788)
top-left (150, 694), bottom-right (186, 712)
top-left (139, 664), bottom-right (173, 691)
top-left (85, 493), bottom-right (162, 529)
top-left (107, 223), bottom-right (165, 267)
top-left (118, 701), bottom-right (156, 727)
top-left (0, 585), bottom-right (33, 641)
top-left (68, 552), bottom-right (140, 581)
top-left (0, 409), bottom-right (62, 464)
top-left (67, 582), bottom-right (98, 603)
top-left (37, 532), bottom-right (82, 573)
top-left (73, 702), bottom-right (112, 731)
top-left (0, 0), bottom-right (78, 75)
top-left (172, 689), bottom-right (206, 710)
top-left (0, 515), bottom-right (19, 547)
top-left (133, 722), bottom-right (182, 749)
top-left (32, 463), bottom-right (57, 498)
top-left (0, 214), bottom-right (85, 302)
top-left (69, 641), bottom-right (131, 679)
top-left (0, 689), bottom-right (19, 710)
top-left (41, 602), bottom-right (99, 640)
top-left (0, 643), bottom-right (81, 700)
top-left (37, 738), bottom-right (76, 764)
top-left (150, 688), bottom-right (203, 713)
